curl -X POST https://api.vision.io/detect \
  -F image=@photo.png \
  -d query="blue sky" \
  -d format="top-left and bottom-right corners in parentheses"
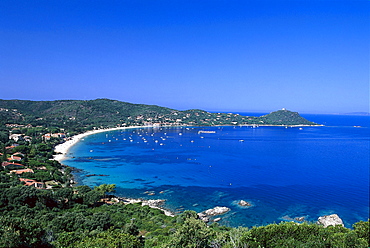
top-left (0, 0), bottom-right (368, 114)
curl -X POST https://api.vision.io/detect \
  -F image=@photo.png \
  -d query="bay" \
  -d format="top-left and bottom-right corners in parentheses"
top-left (64, 114), bottom-right (369, 227)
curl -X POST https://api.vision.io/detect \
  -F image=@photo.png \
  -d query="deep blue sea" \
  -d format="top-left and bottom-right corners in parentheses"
top-left (65, 113), bottom-right (369, 228)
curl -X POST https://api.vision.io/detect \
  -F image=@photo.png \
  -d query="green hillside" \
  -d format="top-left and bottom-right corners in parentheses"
top-left (261, 109), bottom-right (316, 125)
top-left (0, 99), bottom-right (318, 129)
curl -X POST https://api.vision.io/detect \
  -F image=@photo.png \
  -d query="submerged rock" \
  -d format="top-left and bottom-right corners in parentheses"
top-left (317, 214), bottom-right (344, 227)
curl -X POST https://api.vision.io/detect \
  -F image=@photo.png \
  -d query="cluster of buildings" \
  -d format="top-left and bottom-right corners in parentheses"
top-left (42, 133), bottom-right (66, 141)
top-left (1, 150), bottom-right (45, 189)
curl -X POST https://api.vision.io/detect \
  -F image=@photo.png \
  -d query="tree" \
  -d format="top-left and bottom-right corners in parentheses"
top-left (169, 217), bottom-right (214, 248)
top-left (0, 215), bottom-right (48, 247)
top-left (353, 220), bottom-right (370, 245)
top-left (71, 229), bottom-right (143, 248)
top-left (54, 187), bottom-right (74, 208)
top-left (0, 131), bottom-right (9, 144)
top-left (13, 144), bottom-right (30, 154)
top-left (0, 144), bottom-right (6, 164)
top-left (83, 190), bottom-right (103, 206)
top-left (94, 184), bottom-right (116, 197)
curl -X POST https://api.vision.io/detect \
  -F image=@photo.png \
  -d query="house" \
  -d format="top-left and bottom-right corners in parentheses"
top-left (43, 133), bottom-right (66, 141)
top-left (43, 133), bottom-right (51, 141)
top-left (10, 168), bottom-right (34, 175)
top-left (13, 152), bottom-right (25, 157)
top-left (9, 134), bottom-right (24, 142)
top-left (2, 161), bottom-right (24, 169)
top-left (5, 144), bottom-right (19, 150)
top-left (51, 133), bottom-right (66, 138)
top-left (19, 178), bottom-right (44, 188)
top-left (7, 155), bottom-right (22, 161)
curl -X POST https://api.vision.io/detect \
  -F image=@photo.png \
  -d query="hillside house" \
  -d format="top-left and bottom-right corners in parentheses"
top-left (2, 161), bottom-right (24, 169)
top-left (10, 168), bottom-right (34, 175)
top-left (9, 134), bottom-right (24, 142)
top-left (7, 155), bottom-right (22, 161)
top-left (19, 178), bottom-right (44, 188)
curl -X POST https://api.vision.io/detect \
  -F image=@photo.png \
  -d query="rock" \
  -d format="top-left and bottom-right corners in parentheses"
top-left (214, 217), bottom-right (221, 222)
top-left (238, 200), bottom-right (251, 207)
top-left (141, 199), bottom-right (175, 217)
top-left (85, 174), bottom-right (109, 177)
top-left (317, 214), bottom-right (344, 228)
top-left (142, 199), bottom-right (165, 208)
top-left (281, 215), bottom-right (294, 221)
top-left (204, 206), bottom-right (230, 216)
top-left (198, 206), bottom-right (230, 223)
top-left (295, 216), bottom-right (305, 222)
top-left (197, 213), bottom-right (209, 223)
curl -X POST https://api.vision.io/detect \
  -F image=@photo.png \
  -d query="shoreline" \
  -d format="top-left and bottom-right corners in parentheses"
top-left (53, 125), bottom-right (177, 217)
top-left (53, 124), bottom-right (323, 218)
top-left (54, 124), bottom-right (323, 162)
top-left (53, 126), bottom-right (147, 162)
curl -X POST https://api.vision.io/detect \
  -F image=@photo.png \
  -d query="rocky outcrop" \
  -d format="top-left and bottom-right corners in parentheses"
top-left (197, 212), bottom-right (210, 223)
top-left (205, 206), bottom-right (230, 216)
top-left (142, 199), bottom-right (165, 208)
top-left (317, 214), bottom-right (344, 227)
top-left (118, 198), bottom-right (175, 217)
top-left (198, 206), bottom-right (230, 223)
top-left (238, 200), bottom-right (251, 207)
top-left (295, 216), bottom-right (305, 222)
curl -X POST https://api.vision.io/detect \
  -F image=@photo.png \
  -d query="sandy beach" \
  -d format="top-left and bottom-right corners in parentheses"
top-left (53, 125), bottom-right (176, 217)
top-left (53, 126), bottom-right (145, 162)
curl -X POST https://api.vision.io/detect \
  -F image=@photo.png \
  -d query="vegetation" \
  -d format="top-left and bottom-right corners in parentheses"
top-left (2, 99), bottom-right (367, 247)
top-left (0, 185), bottom-right (368, 248)
top-left (0, 99), bottom-right (318, 130)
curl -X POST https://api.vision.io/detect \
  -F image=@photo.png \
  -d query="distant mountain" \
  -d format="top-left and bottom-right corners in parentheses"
top-left (343, 112), bottom-right (370, 116)
top-left (0, 99), bottom-right (318, 129)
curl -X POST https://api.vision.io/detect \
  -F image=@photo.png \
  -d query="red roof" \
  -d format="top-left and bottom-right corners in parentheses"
top-left (2, 161), bottom-right (24, 167)
top-left (19, 178), bottom-right (44, 188)
top-left (8, 155), bottom-right (22, 161)
top-left (11, 169), bottom-right (34, 174)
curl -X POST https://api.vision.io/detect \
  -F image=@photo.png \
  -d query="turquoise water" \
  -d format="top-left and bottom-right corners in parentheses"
top-left (65, 114), bottom-right (369, 227)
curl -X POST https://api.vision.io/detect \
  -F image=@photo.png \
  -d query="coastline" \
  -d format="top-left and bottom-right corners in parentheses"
top-left (53, 125), bottom-right (177, 217)
top-left (54, 124), bottom-right (323, 162)
top-left (52, 124), bottom-right (324, 218)
top-left (53, 126), bottom-right (146, 163)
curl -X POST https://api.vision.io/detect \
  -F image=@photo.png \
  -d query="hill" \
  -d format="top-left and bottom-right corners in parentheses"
top-left (261, 109), bottom-right (316, 125)
top-left (0, 99), bottom-right (318, 129)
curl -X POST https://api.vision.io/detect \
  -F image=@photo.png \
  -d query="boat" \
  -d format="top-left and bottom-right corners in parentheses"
top-left (198, 130), bottom-right (216, 134)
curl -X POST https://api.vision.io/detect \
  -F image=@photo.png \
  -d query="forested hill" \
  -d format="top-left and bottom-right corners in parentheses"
top-left (0, 99), bottom-right (317, 129)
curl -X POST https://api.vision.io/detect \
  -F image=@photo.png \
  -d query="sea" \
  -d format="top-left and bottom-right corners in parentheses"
top-left (64, 113), bottom-right (369, 228)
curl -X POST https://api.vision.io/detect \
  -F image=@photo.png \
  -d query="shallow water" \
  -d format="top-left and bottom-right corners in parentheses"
top-left (66, 114), bottom-right (369, 227)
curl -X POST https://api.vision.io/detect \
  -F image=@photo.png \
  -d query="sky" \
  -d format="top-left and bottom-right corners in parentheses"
top-left (0, 0), bottom-right (369, 114)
